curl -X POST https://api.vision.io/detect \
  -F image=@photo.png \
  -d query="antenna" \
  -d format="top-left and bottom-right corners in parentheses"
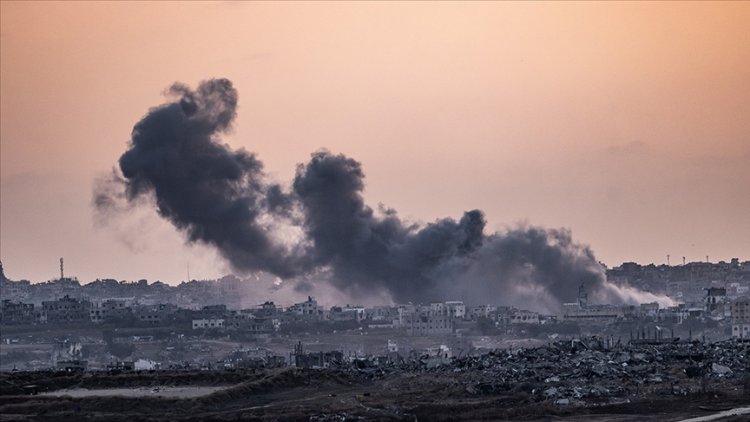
top-left (60, 257), bottom-right (64, 279)
top-left (667, 254), bottom-right (670, 266)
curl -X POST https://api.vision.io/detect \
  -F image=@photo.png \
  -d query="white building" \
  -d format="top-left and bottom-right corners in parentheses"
top-left (510, 310), bottom-right (540, 324)
top-left (287, 296), bottom-right (323, 320)
top-left (404, 313), bottom-right (453, 336)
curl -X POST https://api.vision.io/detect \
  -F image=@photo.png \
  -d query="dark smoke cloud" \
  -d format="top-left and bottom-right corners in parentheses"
top-left (96, 79), bottom-right (669, 311)
top-left (103, 79), bottom-right (306, 277)
top-left (292, 151), bottom-right (486, 302)
top-left (441, 227), bottom-right (613, 311)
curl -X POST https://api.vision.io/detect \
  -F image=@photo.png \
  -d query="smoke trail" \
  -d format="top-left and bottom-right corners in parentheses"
top-left (96, 78), bottom-right (669, 310)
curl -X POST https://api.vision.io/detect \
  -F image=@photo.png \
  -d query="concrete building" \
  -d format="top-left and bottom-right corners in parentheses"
top-left (445, 301), bottom-right (466, 319)
top-left (226, 311), bottom-right (275, 333)
top-left (328, 306), bottom-right (362, 322)
top-left (365, 305), bottom-right (398, 322)
top-left (404, 312), bottom-right (453, 336)
top-left (134, 303), bottom-right (177, 325)
top-left (561, 304), bottom-right (624, 323)
top-left (89, 299), bottom-right (130, 323)
top-left (730, 297), bottom-right (750, 339)
top-left (192, 318), bottom-right (225, 329)
top-left (469, 305), bottom-right (497, 320)
top-left (510, 309), bottom-right (540, 324)
top-left (287, 296), bottom-right (323, 320)
top-left (0, 300), bottom-right (36, 324)
top-left (42, 295), bottom-right (91, 323)
top-left (704, 287), bottom-right (727, 313)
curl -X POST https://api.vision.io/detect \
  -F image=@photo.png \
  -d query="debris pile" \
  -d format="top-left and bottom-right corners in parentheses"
top-left (331, 338), bottom-right (750, 405)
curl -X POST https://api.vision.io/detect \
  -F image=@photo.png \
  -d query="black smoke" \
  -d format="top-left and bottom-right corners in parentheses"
top-left (96, 78), bottom-right (667, 310)
top-left (108, 79), bottom-right (305, 277)
top-left (292, 151), bottom-right (486, 302)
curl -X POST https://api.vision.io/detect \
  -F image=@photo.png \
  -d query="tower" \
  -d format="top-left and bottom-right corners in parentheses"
top-left (577, 283), bottom-right (588, 308)
top-left (60, 257), bottom-right (64, 280)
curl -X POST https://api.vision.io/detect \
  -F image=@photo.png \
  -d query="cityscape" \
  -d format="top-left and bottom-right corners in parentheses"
top-left (2, 258), bottom-right (749, 371)
top-left (2, 1), bottom-right (749, 421)
top-left (2, 258), bottom-right (749, 419)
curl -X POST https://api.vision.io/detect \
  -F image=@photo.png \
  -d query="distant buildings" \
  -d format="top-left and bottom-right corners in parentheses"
top-left (607, 259), bottom-right (750, 303)
top-left (3, 258), bottom-right (750, 341)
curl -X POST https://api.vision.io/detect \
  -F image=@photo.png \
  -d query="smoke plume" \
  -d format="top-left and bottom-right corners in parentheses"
top-left (103, 79), bottom-right (306, 277)
top-left (95, 78), bottom-right (668, 311)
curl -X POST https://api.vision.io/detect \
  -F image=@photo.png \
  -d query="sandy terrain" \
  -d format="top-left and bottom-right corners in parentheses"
top-left (40, 385), bottom-right (230, 398)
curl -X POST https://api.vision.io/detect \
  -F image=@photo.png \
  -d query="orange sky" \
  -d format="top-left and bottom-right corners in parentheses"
top-left (1, 1), bottom-right (749, 283)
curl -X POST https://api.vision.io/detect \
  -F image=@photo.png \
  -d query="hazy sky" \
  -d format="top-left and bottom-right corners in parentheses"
top-left (1, 1), bottom-right (748, 284)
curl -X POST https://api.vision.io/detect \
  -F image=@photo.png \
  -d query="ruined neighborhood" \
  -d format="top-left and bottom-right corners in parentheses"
top-left (1, 258), bottom-right (750, 420)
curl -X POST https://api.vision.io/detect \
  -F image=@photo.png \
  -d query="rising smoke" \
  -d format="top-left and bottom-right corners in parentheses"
top-left (95, 78), bottom-right (669, 311)
top-left (104, 79), bottom-right (307, 277)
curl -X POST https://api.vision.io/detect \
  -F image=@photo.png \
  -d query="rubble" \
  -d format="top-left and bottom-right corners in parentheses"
top-left (312, 337), bottom-right (750, 407)
top-left (1, 337), bottom-right (748, 421)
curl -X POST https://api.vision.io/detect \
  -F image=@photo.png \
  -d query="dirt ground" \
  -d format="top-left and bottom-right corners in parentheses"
top-left (1, 368), bottom-right (748, 421)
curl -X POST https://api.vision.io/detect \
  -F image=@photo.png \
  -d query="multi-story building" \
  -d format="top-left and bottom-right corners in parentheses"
top-left (561, 304), bottom-right (624, 323)
top-left (134, 303), bottom-right (177, 325)
top-left (42, 295), bottom-right (91, 323)
top-left (704, 287), bottom-right (727, 314)
top-left (730, 297), bottom-right (750, 339)
top-left (444, 301), bottom-right (466, 319)
top-left (89, 299), bottom-right (131, 323)
top-left (0, 300), bottom-right (36, 324)
top-left (403, 311), bottom-right (453, 336)
top-left (192, 318), bottom-right (225, 329)
top-left (287, 296), bottom-right (323, 320)
top-left (510, 309), bottom-right (540, 324)
top-left (364, 305), bottom-right (397, 322)
top-left (226, 311), bottom-right (276, 333)
top-left (469, 305), bottom-right (497, 320)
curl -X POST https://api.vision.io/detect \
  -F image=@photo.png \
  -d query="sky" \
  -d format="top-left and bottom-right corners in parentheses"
top-left (1, 1), bottom-right (749, 284)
